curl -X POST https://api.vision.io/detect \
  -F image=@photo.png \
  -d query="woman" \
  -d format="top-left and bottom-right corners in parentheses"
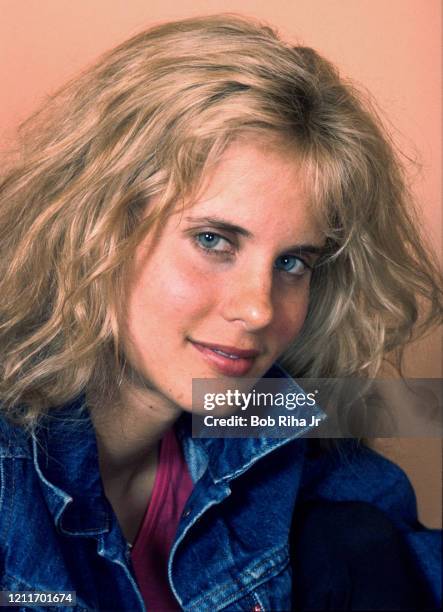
top-left (0, 14), bottom-right (441, 611)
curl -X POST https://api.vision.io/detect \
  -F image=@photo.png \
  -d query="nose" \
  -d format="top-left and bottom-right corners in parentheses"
top-left (221, 266), bottom-right (274, 332)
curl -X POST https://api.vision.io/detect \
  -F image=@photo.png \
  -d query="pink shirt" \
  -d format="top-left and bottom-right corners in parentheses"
top-left (131, 427), bottom-right (194, 611)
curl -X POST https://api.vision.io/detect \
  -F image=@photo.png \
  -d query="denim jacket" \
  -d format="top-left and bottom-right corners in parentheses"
top-left (0, 367), bottom-right (441, 611)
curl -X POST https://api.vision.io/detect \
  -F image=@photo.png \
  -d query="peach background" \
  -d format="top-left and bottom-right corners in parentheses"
top-left (0, 1), bottom-right (441, 526)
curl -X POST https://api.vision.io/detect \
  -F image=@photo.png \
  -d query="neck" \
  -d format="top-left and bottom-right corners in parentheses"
top-left (88, 380), bottom-right (182, 484)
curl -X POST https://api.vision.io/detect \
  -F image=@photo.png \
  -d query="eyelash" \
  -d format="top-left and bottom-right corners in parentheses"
top-left (192, 231), bottom-right (312, 277)
top-left (194, 231), bottom-right (235, 256)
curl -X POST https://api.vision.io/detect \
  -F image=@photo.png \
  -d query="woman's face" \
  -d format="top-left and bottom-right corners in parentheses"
top-left (122, 140), bottom-right (325, 411)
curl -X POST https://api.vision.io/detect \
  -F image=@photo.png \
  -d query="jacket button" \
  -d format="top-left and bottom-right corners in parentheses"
top-left (183, 507), bottom-right (192, 518)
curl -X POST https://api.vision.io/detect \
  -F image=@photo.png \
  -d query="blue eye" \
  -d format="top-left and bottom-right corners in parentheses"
top-left (195, 232), bottom-right (230, 252)
top-left (274, 254), bottom-right (307, 276)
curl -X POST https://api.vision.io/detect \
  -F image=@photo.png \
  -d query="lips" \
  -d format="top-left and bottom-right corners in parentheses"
top-left (189, 339), bottom-right (261, 376)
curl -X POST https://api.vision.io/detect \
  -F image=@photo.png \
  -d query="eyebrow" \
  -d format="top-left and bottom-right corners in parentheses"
top-left (185, 215), bottom-right (326, 255)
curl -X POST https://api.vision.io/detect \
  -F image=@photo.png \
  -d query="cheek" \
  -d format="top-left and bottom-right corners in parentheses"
top-left (272, 288), bottom-right (310, 348)
top-left (127, 251), bottom-right (217, 336)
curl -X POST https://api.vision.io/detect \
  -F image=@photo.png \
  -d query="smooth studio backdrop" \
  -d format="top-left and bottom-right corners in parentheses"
top-left (0, 0), bottom-right (441, 526)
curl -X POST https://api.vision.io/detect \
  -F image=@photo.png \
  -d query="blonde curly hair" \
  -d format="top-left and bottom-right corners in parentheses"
top-left (0, 14), bottom-right (441, 426)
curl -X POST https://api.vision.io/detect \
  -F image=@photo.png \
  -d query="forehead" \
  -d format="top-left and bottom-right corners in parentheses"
top-left (180, 139), bottom-right (324, 242)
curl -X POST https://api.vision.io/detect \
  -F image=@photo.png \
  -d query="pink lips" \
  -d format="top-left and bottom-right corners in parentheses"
top-left (189, 340), bottom-right (260, 376)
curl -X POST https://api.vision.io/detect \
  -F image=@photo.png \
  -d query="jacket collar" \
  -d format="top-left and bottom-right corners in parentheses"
top-left (175, 362), bottom-right (325, 484)
top-left (32, 395), bottom-right (111, 535)
top-left (31, 363), bottom-right (324, 534)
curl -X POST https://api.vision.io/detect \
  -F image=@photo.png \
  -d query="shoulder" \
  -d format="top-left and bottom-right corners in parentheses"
top-left (300, 440), bottom-right (418, 526)
top-left (0, 413), bottom-right (35, 575)
top-left (0, 412), bottom-right (34, 523)
top-left (0, 412), bottom-right (32, 459)
top-left (299, 440), bottom-right (442, 605)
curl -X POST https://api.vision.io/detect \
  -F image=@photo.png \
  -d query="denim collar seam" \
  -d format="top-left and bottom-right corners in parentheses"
top-left (58, 524), bottom-right (110, 536)
top-left (212, 435), bottom-right (303, 484)
top-left (31, 434), bottom-right (73, 525)
top-left (31, 434), bottom-right (110, 535)
top-left (30, 411), bottom-right (112, 533)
